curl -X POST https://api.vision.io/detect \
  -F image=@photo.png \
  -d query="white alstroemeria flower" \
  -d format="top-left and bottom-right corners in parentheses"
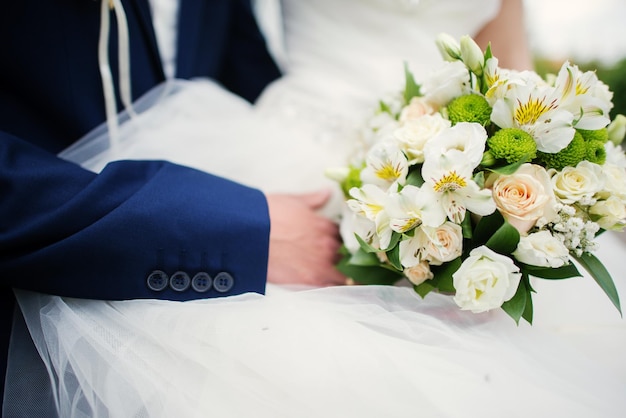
top-left (554, 61), bottom-right (612, 131)
top-left (347, 184), bottom-right (394, 250)
top-left (339, 207), bottom-right (377, 254)
top-left (393, 114), bottom-right (451, 164)
top-left (453, 246), bottom-right (522, 313)
top-left (421, 61), bottom-right (471, 108)
top-left (484, 60), bottom-right (544, 104)
top-left (512, 230), bottom-right (570, 268)
top-left (491, 82), bottom-right (575, 153)
top-left (386, 185), bottom-right (447, 233)
top-left (421, 123), bottom-right (496, 223)
top-left (360, 140), bottom-right (409, 190)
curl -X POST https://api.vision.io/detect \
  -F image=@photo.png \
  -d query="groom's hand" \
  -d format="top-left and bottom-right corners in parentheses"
top-left (266, 190), bottom-right (347, 287)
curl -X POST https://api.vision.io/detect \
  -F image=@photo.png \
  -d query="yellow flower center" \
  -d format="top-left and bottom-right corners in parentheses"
top-left (575, 81), bottom-right (590, 96)
top-left (433, 171), bottom-right (467, 192)
top-left (514, 96), bottom-right (556, 125)
top-left (375, 164), bottom-right (402, 181)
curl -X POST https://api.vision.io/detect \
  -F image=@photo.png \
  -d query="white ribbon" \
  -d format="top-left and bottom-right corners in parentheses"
top-left (98, 0), bottom-right (136, 151)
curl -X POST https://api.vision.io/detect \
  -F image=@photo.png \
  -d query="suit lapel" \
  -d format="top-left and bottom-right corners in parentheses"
top-left (175, 0), bottom-right (206, 79)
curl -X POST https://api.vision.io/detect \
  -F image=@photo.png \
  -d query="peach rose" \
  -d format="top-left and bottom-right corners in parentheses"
top-left (404, 261), bottom-right (434, 286)
top-left (488, 164), bottom-right (558, 234)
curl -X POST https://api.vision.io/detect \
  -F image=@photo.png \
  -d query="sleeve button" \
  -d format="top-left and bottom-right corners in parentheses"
top-left (147, 270), bottom-right (169, 291)
top-left (191, 272), bottom-right (212, 293)
top-left (213, 272), bottom-right (235, 293)
top-left (169, 271), bottom-right (191, 292)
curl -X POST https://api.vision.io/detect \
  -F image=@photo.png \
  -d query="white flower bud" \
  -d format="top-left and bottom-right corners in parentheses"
top-left (460, 35), bottom-right (484, 76)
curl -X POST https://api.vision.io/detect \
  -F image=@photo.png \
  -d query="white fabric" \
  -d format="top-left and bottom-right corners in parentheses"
top-left (148, 0), bottom-right (179, 79)
top-left (7, 0), bottom-right (626, 416)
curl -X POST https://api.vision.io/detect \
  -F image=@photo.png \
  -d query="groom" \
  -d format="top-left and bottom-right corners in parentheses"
top-left (0, 0), bottom-right (345, 411)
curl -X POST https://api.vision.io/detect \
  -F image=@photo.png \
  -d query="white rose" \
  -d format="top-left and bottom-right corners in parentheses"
top-left (589, 196), bottom-right (626, 231)
top-left (488, 164), bottom-right (558, 234)
top-left (551, 161), bottom-right (604, 204)
top-left (421, 61), bottom-right (470, 108)
top-left (393, 114), bottom-right (451, 164)
top-left (512, 230), bottom-right (570, 268)
top-left (404, 261), bottom-right (434, 286)
top-left (453, 246), bottom-right (522, 313)
top-left (604, 142), bottom-right (626, 168)
top-left (598, 163), bottom-right (626, 201)
top-left (415, 222), bottom-right (463, 266)
top-left (399, 97), bottom-right (436, 122)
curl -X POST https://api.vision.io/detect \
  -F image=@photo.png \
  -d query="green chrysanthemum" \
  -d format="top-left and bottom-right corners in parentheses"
top-left (585, 140), bottom-right (607, 165)
top-left (486, 128), bottom-right (537, 164)
top-left (538, 131), bottom-right (587, 170)
top-left (578, 128), bottom-right (609, 144)
top-left (447, 94), bottom-right (492, 126)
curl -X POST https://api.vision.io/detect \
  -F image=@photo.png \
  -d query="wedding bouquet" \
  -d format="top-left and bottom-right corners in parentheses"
top-left (330, 33), bottom-right (626, 324)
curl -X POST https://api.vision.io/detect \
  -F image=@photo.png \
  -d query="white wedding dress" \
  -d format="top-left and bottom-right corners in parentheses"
top-left (6, 0), bottom-right (626, 417)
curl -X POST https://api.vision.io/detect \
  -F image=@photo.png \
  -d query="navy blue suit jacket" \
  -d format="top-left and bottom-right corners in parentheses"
top-left (0, 0), bottom-right (281, 406)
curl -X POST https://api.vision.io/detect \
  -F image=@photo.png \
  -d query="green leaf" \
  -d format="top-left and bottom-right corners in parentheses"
top-left (485, 221), bottom-right (520, 255)
top-left (484, 43), bottom-right (493, 61)
top-left (472, 211), bottom-right (504, 247)
top-left (485, 154), bottom-right (532, 176)
top-left (379, 100), bottom-right (392, 114)
top-left (414, 281), bottom-right (436, 298)
top-left (573, 252), bottom-right (622, 316)
top-left (337, 254), bottom-right (403, 286)
top-left (520, 262), bottom-right (581, 280)
top-left (406, 167), bottom-right (425, 187)
top-left (501, 279), bottom-right (527, 324)
top-left (460, 212), bottom-right (473, 239)
top-left (355, 234), bottom-right (380, 253)
top-left (403, 62), bottom-right (422, 103)
top-left (430, 257), bottom-right (462, 293)
top-left (386, 244), bottom-right (403, 271)
top-left (522, 285), bottom-right (534, 324)
top-left (348, 247), bottom-right (384, 267)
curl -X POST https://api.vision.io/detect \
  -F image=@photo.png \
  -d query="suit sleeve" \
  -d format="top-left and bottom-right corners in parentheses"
top-left (0, 132), bottom-right (270, 301)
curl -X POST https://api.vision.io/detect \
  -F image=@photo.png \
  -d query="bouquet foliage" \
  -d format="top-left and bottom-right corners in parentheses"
top-left (331, 34), bottom-right (626, 324)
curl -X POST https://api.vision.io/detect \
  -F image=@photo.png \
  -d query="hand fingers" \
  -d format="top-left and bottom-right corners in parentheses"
top-left (298, 189), bottom-right (332, 210)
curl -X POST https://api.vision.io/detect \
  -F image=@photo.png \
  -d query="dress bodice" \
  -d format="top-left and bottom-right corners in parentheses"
top-left (280, 0), bottom-right (500, 93)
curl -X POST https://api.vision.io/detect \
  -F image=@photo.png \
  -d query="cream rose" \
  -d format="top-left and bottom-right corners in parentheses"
top-left (512, 230), bottom-right (570, 268)
top-left (399, 97), bottom-right (436, 122)
top-left (393, 114), bottom-right (451, 164)
top-left (598, 163), bottom-right (626, 201)
top-left (488, 164), bottom-right (558, 234)
top-left (404, 261), bottom-right (434, 286)
top-left (415, 222), bottom-right (463, 266)
top-left (453, 246), bottom-right (522, 313)
top-left (589, 196), bottom-right (626, 231)
top-left (550, 161), bottom-right (604, 204)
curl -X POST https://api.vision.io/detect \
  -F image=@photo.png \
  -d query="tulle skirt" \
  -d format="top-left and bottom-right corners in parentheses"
top-left (10, 284), bottom-right (626, 418)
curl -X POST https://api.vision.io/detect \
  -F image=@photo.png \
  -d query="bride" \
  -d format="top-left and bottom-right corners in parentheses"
top-left (6, 0), bottom-right (626, 416)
